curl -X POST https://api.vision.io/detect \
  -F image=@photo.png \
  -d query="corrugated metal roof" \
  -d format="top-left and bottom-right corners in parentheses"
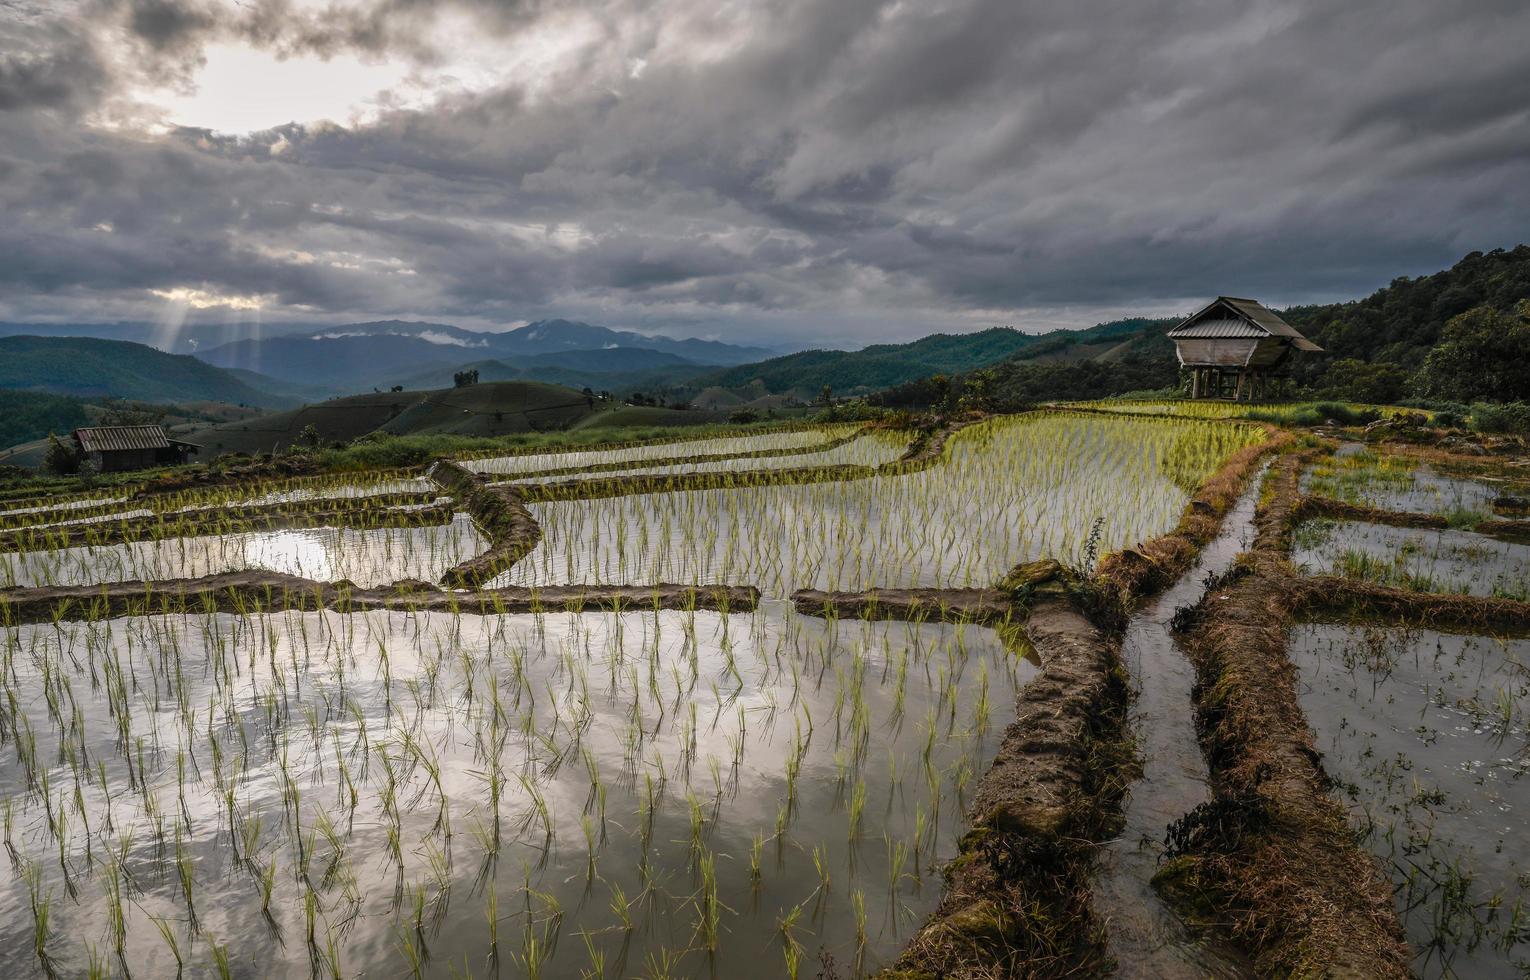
top-left (1167, 318), bottom-right (1266, 339)
top-left (1219, 296), bottom-right (1309, 339)
top-left (1168, 296), bottom-right (1323, 351)
top-left (73, 425), bottom-right (171, 453)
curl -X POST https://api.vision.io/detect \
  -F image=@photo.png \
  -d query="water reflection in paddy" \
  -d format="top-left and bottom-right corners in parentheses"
top-left (0, 604), bottom-right (1034, 977)
top-left (1291, 623), bottom-right (1530, 978)
top-left (0, 514), bottom-right (487, 588)
top-left (1292, 520), bottom-right (1530, 599)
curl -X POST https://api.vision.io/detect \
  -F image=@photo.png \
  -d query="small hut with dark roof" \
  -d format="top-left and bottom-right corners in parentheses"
top-left (72, 425), bottom-right (199, 473)
top-left (1168, 296), bottom-right (1323, 401)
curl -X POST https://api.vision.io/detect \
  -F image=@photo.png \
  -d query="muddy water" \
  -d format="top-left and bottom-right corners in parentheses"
top-left (1291, 623), bottom-right (1530, 977)
top-left (1303, 443), bottom-right (1518, 517)
top-left (1292, 520), bottom-right (1530, 599)
top-left (1094, 466), bottom-right (1269, 977)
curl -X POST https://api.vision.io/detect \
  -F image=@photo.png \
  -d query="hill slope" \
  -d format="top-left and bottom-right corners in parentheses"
top-left (1282, 244), bottom-right (1530, 382)
top-left (911, 244), bottom-right (1530, 408)
top-left (178, 381), bottom-right (607, 455)
top-left (696, 327), bottom-right (1043, 395)
top-left (0, 390), bottom-right (90, 451)
top-left (0, 336), bottom-right (291, 407)
top-left (392, 348), bottom-right (715, 392)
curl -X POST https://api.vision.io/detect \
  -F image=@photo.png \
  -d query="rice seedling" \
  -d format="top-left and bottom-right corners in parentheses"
top-left (489, 413), bottom-right (1267, 595)
top-left (0, 411), bottom-right (1280, 975)
top-left (1291, 623), bottom-right (1530, 974)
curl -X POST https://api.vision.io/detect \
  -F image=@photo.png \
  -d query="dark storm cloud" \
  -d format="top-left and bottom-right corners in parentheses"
top-left (1, 0), bottom-right (1528, 343)
top-left (0, 19), bottom-right (109, 112)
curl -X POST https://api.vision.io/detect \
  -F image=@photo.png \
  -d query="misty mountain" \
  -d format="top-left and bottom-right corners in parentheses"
top-left (195, 333), bottom-right (465, 389)
top-left (192, 318), bottom-right (776, 391)
top-left (487, 320), bottom-right (775, 365)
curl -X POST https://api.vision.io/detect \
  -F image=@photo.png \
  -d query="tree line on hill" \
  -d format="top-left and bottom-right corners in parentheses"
top-left (872, 245), bottom-right (1530, 419)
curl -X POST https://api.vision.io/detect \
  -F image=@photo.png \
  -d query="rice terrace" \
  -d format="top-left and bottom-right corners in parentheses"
top-left (5, 1), bottom-right (1530, 976)
top-left (0, 375), bottom-right (1526, 978)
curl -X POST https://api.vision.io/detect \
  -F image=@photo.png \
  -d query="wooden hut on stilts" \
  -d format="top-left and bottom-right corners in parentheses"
top-left (1168, 296), bottom-right (1322, 401)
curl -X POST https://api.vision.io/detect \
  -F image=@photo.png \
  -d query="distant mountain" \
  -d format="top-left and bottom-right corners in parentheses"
top-left (196, 333), bottom-right (466, 389)
top-left (0, 320), bottom-right (318, 354)
top-left (0, 336), bottom-right (292, 407)
top-left (489, 320), bottom-right (774, 365)
top-left (691, 327), bottom-right (1045, 395)
top-left (220, 368), bottom-right (338, 405)
top-left (193, 318), bottom-right (775, 392)
top-left (392, 348), bottom-right (714, 392)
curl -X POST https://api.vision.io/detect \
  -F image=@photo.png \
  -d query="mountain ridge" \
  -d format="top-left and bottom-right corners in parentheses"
top-left (0, 335), bottom-right (294, 408)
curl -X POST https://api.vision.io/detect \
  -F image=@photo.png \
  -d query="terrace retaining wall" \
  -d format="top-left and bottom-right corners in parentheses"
top-left (1168, 452), bottom-right (1412, 977)
top-left (0, 571), bottom-right (759, 625)
top-left (429, 460), bottom-right (543, 588)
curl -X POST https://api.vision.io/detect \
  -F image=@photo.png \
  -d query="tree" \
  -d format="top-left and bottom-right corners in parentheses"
top-left (298, 424), bottom-right (322, 449)
top-left (820, 385), bottom-right (833, 406)
top-left (453, 369), bottom-right (480, 388)
top-left (1417, 301), bottom-right (1530, 402)
top-left (1317, 359), bottom-right (1411, 405)
top-left (44, 434), bottom-right (80, 475)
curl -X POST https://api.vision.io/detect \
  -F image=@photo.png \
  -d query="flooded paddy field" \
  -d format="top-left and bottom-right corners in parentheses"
top-left (1292, 519), bottom-right (1530, 599)
top-left (1291, 623), bottom-right (1530, 977)
top-left (501, 430), bottom-right (914, 486)
top-left (0, 410), bottom-right (1297, 976)
top-left (218, 478), bottom-right (437, 509)
top-left (0, 516), bottom-right (488, 589)
top-left (0, 605), bottom-right (1030, 978)
top-left (495, 413), bottom-right (1266, 597)
top-left (465, 427), bottom-right (862, 478)
top-left (1301, 448), bottom-right (1509, 518)
top-left (0, 497), bottom-right (131, 519)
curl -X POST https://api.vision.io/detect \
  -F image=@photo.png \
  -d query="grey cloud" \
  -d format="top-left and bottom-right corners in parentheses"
top-left (0, 22), bottom-right (108, 112)
top-left (0, 0), bottom-right (1527, 345)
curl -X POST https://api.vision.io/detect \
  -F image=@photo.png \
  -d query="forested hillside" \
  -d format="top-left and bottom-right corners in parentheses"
top-left (0, 336), bottom-right (289, 407)
top-left (693, 327), bottom-right (1040, 394)
top-left (0, 391), bottom-right (89, 450)
top-left (876, 245), bottom-right (1530, 409)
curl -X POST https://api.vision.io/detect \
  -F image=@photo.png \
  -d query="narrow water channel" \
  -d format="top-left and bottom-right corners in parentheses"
top-left (1095, 465), bottom-right (1270, 977)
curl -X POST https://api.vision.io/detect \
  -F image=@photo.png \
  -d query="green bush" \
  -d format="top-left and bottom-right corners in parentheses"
top-left (1430, 408), bottom-right (1467, 429)
top-left (43, 434), bottom-right (81, 476)
top-left (1469, 402), bottom-right (1530, 434)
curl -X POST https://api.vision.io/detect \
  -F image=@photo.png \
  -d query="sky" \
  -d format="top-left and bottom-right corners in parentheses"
top-left (1, 0), bottom-right (1528, 348)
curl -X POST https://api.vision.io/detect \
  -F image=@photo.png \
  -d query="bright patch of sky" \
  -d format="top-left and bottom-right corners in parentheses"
top-left (148, 44), bottom-right (417, 132)
top-left (131, 5), bottom-right (614, 135)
